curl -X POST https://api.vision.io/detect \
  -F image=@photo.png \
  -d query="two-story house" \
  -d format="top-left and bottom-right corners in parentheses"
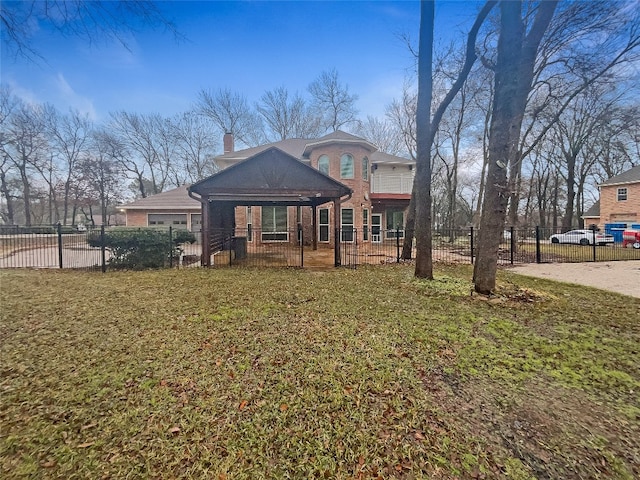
top-left (121, 131), bottom-right (415, 251)
top-left (582, 165), bottom-right (640, 233)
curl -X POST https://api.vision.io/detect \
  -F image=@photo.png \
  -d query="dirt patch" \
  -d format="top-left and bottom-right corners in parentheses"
top-left (507, 261), bottom-right (640, 298)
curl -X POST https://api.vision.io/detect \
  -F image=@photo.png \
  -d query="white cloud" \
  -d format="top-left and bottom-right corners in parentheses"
top-left (53, 73), bottom-right (97, 120)
top-left (4, 79), bottom-right (40, 106)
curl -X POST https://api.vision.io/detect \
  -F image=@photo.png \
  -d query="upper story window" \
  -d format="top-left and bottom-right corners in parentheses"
top-left (340, 154), bottom-right (354, 179)
top-left (362, 157), bottom-right (369, 181)
top-left (318, 155), bottom-right (330, 175)
top-left (617, 187), bottom-right (628, 201)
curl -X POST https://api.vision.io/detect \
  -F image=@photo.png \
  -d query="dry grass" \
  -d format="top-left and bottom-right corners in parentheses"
top-left (1, 265), bottom-right (638, 479)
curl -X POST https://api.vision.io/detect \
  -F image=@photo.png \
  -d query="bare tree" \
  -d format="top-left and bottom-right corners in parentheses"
top-left (78, 128), bottom-right (126, 225)
top-left (44, 106), bottom-right (92, 224)
top-left (257, 87), bottom-right (322, 141)
top-left (1, 1), bottom-right (180, 62)
top-left (108, 111), bottom-right (172, 197)
top-left (308, 69), bottom-right (359, 133)
top-left (386, 83), bottom-right (418, 161)
top-left (504, 1), bottom-right (640, 228)
top-left (413, 0), bottom-right (496, 278)
top-left (0, 85), bottom-right (19, 224)
top-left (172, 111), bottom-right (218, 183)
top-left (473, 1), bottom-right (558, 294)
top-left (546, 86), bottom-right (623, 230)
top-left (196, 88), bottom-right (264, 148)
top-left (354, 116), bottom-right (405, 156)
top-left (1, 99), bottom-right (49, 226)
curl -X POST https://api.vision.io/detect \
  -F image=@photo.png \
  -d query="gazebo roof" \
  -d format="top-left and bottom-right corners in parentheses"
top-left (188, 146), bottom-right (352, 206)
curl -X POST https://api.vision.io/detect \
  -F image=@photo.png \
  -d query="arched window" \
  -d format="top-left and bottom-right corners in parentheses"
top-left (318, 155), bottom-right (330, 175)
top-left (340, 154), bottom-right (354, 179)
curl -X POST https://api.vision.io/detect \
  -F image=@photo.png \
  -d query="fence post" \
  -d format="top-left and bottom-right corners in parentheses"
top-left (510, 226), bottom-right (515, 265)
top-left (57, 222), bottom-right (63, 268)
top-left (535, 226), bottom-right (541, 264)
top-left (591, 225), bottom-right (597, 262)
top-left (169, 226), bottom-right (174, 268)
top-left (396, 227), bottom-right (400, 263)
top-left (470, 226), bottom-right (474, 264)
top-left (299, 225), bottom-right (304, 268)
top-left (100, 225), bottom-right (106, 273)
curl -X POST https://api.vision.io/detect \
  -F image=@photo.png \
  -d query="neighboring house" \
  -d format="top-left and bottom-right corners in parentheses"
top-left (582, 165), bottom-right (640, 229)
top-left (120, 131), bottom-right (415, 246)
top-left (581, 200), bottom-right (600, 229)
top-left (119, 185), bottom-right (202, 231)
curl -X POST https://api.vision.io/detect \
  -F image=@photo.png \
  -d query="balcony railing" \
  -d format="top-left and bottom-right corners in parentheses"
top-left (370, 173), bottom-right (414, 194)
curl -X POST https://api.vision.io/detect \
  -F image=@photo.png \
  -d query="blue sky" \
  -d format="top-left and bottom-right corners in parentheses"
top-left (2, 1), bottom-right (483, 123)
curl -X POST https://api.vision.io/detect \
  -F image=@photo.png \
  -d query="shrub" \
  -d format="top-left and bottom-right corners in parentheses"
top-left (88, 228), bottom-right (196, 270)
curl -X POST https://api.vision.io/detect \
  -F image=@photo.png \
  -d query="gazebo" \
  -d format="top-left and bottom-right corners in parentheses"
top-left (188, 147), bottom-right (353, 267)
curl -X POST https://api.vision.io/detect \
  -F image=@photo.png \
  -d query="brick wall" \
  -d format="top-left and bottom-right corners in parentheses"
top-left (600, 183), bottom-right (640, 225)
top-left (308, 143), bottom-right (371, 234)
top-left (125, 210), bottom-right (201, 229)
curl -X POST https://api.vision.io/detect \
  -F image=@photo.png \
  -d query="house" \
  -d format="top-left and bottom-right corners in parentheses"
top-left (582, 165), bottom-right (640, 229)
top-left (121, 131), bottom-right (415, 250)
top-left (213, 131), bottom-right (413, 241)
top-left (119, 185), bottom-right (202, 231)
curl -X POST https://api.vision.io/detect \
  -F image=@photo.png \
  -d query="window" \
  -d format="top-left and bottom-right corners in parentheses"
top-left (190, 214), bottom-right (202, 232)
top-left (261, 206), bottom-right (288, 241)
top-left (363, 208), bottom-right (369, 241)
top-left (341, 208), bottom-right (354, 242)
top-left (362, 157), bottom-right (369, 181)
top-left (385, 209), bottom-right (404, 239)
top-left (618, 188), bottom-right (628, 201)
top-left (318, 155), bottom-right (330, 175)
top-left (340, 154), bottom-right (354, 179)
top-left (319, 208), bottom-right (329, 242)
top-left (148, 214), bottom-right (187, 228)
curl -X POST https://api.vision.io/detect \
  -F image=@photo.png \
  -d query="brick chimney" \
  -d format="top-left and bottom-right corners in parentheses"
top-left (223, 132), bottom-right (234, 153)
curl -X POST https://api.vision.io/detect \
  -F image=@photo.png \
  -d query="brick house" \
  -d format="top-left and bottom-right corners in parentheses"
top-left (121, 131), bottom-right (415, 248)
top-left (120, 185), bottom-right (202, 231)
top-left (582, 165), bottom-right (640, 229)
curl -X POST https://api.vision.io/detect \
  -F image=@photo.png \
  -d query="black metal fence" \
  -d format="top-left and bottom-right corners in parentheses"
top-left (1, 225), bottom-right (638, 271)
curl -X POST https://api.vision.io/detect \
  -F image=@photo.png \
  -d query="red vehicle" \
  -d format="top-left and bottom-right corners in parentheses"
top-left (622, 229), bottom-right (640, 249)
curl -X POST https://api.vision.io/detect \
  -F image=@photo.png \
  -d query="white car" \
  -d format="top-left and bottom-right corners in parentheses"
top-left (549, 229), bottom-right (614, 246)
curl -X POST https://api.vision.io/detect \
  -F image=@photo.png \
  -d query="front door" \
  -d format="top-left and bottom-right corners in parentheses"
top-left (371, 214), bottom-right (382, 243)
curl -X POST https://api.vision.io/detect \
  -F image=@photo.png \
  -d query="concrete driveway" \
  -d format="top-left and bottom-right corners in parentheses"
top-left (508, 261), bottom-right (640, 298)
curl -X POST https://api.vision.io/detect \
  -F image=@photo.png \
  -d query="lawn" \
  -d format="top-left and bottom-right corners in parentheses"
top-left (1, 265), bottom-right (638, 479)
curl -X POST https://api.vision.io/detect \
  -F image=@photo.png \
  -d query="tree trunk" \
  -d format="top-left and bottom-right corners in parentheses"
top-left (0, 170), bottom-right (15, 224)
top-left (561, 156), bottom-right (576, 231)
top-left (473, 0), bottom-right (557, 294)
top-left (414, 0), bottom-right (435, 279)
top-left (18, 164), bottom-right (32, 226)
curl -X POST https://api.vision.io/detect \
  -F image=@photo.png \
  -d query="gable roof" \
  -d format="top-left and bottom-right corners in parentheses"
top-left (371, 150), bottom-right (414, 165)
top-left (120, 185), bottom-right (200, 210)
top-left (582, 200), bottom-right (600, 218)
top-left (213, 130), bottom-right (410, 166)
top-left (301, 131), bottom-right (377, 157)
top-left (600, 165), bottom-right (640, 187)
top-left (215, 138), bottom-right (310, 163)
top-left (190, 147), bottom-right (352, 206)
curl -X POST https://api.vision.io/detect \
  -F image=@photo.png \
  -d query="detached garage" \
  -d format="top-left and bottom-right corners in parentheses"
top-left (119, 185), bottom-right (202, 232)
